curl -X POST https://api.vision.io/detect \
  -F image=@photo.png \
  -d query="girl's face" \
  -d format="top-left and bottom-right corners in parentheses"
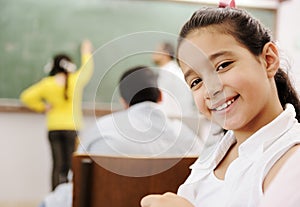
top-left (178, 29), bottom-right (280, 134)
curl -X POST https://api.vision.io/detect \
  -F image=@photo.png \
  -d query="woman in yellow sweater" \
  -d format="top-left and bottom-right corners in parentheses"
top-left (20, 40), bottom-right (94, 190)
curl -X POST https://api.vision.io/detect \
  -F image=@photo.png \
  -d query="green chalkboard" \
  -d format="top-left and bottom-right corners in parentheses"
top-left (0, 0), bottom-right (276, 105)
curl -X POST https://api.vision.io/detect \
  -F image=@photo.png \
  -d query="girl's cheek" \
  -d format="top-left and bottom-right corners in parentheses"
top-left (193, 91), bottom-right (209, 116)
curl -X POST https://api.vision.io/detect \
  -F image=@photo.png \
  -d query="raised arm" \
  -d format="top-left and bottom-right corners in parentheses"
top-left (76, 39), bottom-right (94, 85)
top-left (81, 39), bottom-right (93, 55)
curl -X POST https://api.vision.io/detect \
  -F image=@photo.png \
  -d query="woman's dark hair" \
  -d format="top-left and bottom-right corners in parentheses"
top-left (49, 54), bottom-right (72, 100)
top-left (119, 66), bottom-right (160, 106)
top-left (177, 7), bottom-right (300, 122)
top-left (161, 42), bottom-right (175, 60)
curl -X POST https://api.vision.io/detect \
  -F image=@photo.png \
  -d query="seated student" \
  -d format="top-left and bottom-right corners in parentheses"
top-left (39, 66), bottom-right (203, 207)
top-left (152, 41), bottom-right (196, 117)
top-left (78, 65), bottom-right (202, 156)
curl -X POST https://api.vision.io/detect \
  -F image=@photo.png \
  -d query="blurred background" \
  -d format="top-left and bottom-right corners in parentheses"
top-left (0, 0), bottom-right (299, 206)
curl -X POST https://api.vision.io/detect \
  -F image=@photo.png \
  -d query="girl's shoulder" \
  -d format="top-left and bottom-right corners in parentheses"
top-left (263, 144), bottom-right (300, 191)
top-left (41, 75), bottom-right (54, 82)
top-left (30, 76), bottom-right (54, 87)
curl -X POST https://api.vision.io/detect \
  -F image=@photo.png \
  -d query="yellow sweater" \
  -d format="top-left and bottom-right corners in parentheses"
top-left (20, 53), bottom-right (94, 130)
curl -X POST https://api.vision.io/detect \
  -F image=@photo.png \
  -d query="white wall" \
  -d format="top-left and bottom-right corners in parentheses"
top-left (0, 112), bottom-right (97, 207)
top-left (277, 0), bottom-right (300, 92)
top-left (0, 112), bottom-right (51, 207)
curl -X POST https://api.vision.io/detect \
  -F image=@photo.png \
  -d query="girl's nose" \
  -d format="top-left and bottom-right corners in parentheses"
top-left (204, 74), bottom-right (223, 99)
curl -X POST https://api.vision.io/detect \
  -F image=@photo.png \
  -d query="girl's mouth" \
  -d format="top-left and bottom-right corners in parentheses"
top-left (212, 95), bottom-right (239, 111)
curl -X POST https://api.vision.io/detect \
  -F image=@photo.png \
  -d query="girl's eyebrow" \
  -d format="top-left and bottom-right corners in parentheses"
top-left (184, 70), bottom-right (194, 81)
top-left (209, 51), bottom-right (234, 62)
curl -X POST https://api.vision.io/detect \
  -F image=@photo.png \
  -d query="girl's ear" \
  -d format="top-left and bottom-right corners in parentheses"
top-left (262, 42), bottom-right (280, 78)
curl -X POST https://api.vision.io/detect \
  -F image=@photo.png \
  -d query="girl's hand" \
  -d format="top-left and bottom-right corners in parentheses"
top-left (81, 39), bottom-right (93, 54)
top-left (141, 192), bottom-right (194, 207)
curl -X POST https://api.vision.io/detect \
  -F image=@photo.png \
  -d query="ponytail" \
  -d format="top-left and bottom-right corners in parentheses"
top-left (63, 72), bottom-right (69, 100)
top-left (275, 69), bottom-right (300, 122)
top-left (49, 54), bottom-right (73, 101)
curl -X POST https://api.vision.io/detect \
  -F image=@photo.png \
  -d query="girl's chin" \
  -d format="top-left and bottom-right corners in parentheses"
top-left (212, 117), bottom-right (236, 130)
top-left (212, 116), bottom-right (226, 127)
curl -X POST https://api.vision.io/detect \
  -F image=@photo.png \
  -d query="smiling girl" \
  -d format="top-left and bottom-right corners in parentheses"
top-left (141, 6), bottom-right (300, 207)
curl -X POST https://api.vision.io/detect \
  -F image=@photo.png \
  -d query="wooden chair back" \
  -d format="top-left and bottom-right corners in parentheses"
top-left (72, 154), bottom-right (197, 207)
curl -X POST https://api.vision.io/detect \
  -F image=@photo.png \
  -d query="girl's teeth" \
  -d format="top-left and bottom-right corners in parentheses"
top-left (215, 98), bottom-right (235, 111)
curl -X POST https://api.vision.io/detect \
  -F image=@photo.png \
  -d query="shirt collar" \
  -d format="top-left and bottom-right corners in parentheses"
top-left (239, 104), bottom-right (297, 159)
top-left (191, 131), bottom-right (236, 170)
top-left (192, 104), bottom-right (297, 169)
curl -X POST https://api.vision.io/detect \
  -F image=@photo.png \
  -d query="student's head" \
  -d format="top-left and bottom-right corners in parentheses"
top-left (152, 42), bottom-right (175, 66)
top-left (119, 66), bottom-right (161, 107)
top-left (48, 54), bottom-right (75, 100)
top-left (176, 7), bottom-right (300, 130)
top-left (49, 54), bottom-right (75, 76)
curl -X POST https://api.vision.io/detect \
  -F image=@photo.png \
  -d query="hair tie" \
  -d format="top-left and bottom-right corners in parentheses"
top-left (44, 59), bottom-right (53, 73)
top-left (219, 0), bottom-right (236, 8)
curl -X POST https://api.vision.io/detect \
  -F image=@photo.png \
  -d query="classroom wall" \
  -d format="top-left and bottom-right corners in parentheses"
top-left (0, 112), bottom-right (51, 207)
top-left (1, 0), bottom-right (299, 206)
top-left (0, 112), bottom-right (96, 207)
top-left (277, 0), bottom-right (300, 93)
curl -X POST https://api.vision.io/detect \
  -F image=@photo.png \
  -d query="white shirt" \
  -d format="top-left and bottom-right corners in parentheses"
top-left (157, 61), bottom-right (196, 117)
top-left (79, 101), bottom-right (203, 157)
top-left (43, 183), bottom-right (72, 207)
top-left (178, 104), bottom-right (300, 207)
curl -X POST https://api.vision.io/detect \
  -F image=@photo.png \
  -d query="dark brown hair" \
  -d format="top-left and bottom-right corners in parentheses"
top-left (49, 54), bottom-right (72, 100)
top-left (119, 66), bottom-right (160, 106)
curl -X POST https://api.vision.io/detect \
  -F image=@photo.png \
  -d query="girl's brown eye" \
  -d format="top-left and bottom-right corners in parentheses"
top-left (190, 78), bottom-right (202, 89)
top-left (216, 61), bottom-right (233, 72)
